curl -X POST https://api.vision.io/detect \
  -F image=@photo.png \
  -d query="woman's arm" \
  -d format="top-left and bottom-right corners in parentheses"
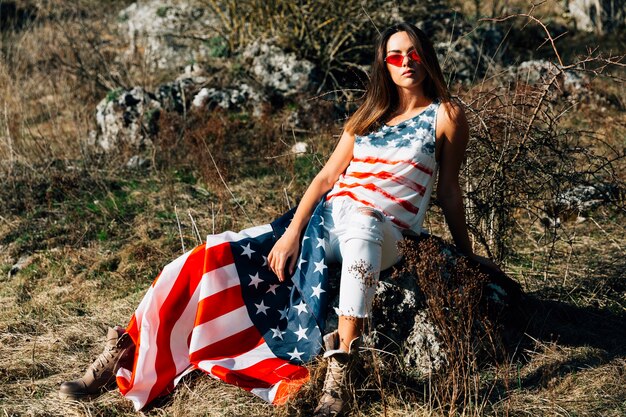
top-left (268, 129), bottom-right (355, 281)
top-left (436, 101), bottom-right (502, 271)
top-left (436, 101), bottom-right (473, 256)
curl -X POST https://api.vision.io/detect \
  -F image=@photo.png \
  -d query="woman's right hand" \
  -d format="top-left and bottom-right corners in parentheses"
top-left (267, 228), bottom-right (301, 282)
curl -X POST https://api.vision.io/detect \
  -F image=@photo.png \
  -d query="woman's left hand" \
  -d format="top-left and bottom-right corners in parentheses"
top-left (469, 253), bottom-right (503, 274)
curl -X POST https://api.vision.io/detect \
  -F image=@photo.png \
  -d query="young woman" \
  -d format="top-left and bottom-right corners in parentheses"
top-left (60, 22), bottom-right (496, 416)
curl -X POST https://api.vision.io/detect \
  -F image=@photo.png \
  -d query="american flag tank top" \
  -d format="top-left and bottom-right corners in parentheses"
top-left (326, 98), bottom-right (440, 233)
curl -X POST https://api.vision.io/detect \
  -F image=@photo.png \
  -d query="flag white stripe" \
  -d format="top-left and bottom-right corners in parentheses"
top-left (189, 305), bottom-right (253, 354)
top-left (122, 249), bottom-right (194, 408)
top-left (196, 342), bottom-right (275, 372)
top-left (197, 264), bottom-right (241, 301)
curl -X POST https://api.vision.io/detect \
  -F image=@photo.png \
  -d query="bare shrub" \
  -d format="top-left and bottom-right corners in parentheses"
top-left (397, 237), bottom-right (501, 415)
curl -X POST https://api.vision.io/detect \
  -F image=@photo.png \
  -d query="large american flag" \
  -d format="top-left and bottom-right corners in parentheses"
top-left (116, 199), bottom-right (332, 410)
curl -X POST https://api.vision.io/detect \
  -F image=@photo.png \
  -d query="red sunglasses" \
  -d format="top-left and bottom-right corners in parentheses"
top-left (385, 50), bottom-right (421, 67)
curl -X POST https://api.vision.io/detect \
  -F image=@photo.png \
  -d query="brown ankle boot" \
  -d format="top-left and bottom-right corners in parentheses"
top-left (59, 326), bottom-right (133, 400)
top-left (313, 330), bottom-right (360, 417)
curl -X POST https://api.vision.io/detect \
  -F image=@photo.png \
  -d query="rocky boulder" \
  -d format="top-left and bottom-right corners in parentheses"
top-left (118, 0), bottom-right (223, 70)
top-left (92, 87), bottom-right (161, 152)
top-left (323, 235), bottom-right (525, 375)
top-left (567, 0), bottom-right (626, 34)
top-left (241, 40), bottom-right (317, 97)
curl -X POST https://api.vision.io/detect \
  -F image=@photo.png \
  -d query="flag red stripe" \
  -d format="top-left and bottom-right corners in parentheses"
top-left (209, 358), bottom-right (307, 389)
top-left (352, 156), bottom-right (433, 175)
top-left (190, 325), bottom-right (264, 363)
top-left (147, 244), bottom-right (208, 404)
top-left (195, 285), bottom-right (245, 327)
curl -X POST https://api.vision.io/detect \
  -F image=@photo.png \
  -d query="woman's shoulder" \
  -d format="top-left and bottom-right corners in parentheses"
top-left (437, 98), bottom-right (468, 131)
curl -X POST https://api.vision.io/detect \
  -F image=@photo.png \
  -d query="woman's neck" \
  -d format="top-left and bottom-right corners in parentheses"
top-left (394, 88), bottom-right (431, 115)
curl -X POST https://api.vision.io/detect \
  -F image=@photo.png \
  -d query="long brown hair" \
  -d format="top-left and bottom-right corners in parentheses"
top-left (344, 22), bottom-right (450, 136)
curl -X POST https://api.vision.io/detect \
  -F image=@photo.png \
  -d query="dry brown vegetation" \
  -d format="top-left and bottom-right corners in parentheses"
top-left (1, 0), bottom-right (625, 416)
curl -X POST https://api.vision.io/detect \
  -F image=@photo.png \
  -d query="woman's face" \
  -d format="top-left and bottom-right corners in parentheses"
top-left (384, 31), bottom-right (427, 92)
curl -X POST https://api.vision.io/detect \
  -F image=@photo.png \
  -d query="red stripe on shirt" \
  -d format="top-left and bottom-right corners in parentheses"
top-left (335, 182), bottom-right (420, 214)
top-left (346, 171), bottom-right (426, 195)
top-left (352, 156), bottom-right (433, 175)
top-left (325, 190), bottom-right (411, 229)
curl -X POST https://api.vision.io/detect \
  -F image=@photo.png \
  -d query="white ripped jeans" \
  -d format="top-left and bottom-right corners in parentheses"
top-left (322, 198), bottom-right (404, 318)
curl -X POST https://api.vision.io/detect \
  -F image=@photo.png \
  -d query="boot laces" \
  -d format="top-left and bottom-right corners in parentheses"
top-left (91, 344), bottom-right (119, 377)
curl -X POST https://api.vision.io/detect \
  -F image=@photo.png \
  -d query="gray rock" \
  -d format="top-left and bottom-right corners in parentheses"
top-left (508, 60), bottom-right (589, 98)
top-left (93, 87), bottom-right (161, 151)
top-left (9, 255), bottom-right (33, 277)
top-left (118, 1), bottom-right (223, 70)
top-left (241, 40), bottom-right (316, 96)
top-left (567, 0), bottom-right (626, 34)
top-left (190, 83), bottom-right (265, 116)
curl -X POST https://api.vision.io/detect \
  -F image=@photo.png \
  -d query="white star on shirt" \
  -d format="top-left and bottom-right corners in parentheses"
top-left (311, 283), bottom-right (326, 299)
top-left (293, 324), bottom-right (309, 341)
top-left (359, 136), bottom-right (372, 146)
top-left (374, 130), bottom-right (385, 137)
top-left (318, 216), bottom-right (324, 226)
top-left (418, 114), bottom-right (433, 124)
top-left (270, 326), bottom-right (286, 340)
top-left (248, 272), bottom-right (263, 288)
top-left (302, 236), bottom-right (309, 242)
top-left (255, 300), bottom-right (270, 315)
top-left (240, 243), bottom-right (255, 259)
top-left (298, 257), bottom-right (307, 269)
top-left (288, 347), bottom-right (304, 361)
top-left (278, 306), bottom-right (289, 320)
top-left (262, 255), bottom-right (268, 266)
top-left (414, 127), bottom-right (429, 138)
top-left (313, 260), bottom-right (328, 274)
top-left (316, 237), bottom-right (325, 248)
top-left (402, 133), bottom-right (413, 140)
top-left (294, 300), bottom-right (308, 315)
top-left (390, 126), bottom-right (400, 134)
top-left (266, 284), bottom-right (279, 295)
top-left (407, 119), bottom-right (417, 128)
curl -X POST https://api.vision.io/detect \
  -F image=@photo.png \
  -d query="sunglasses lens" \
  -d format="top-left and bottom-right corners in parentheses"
top-left (409, 50), bottom-right (421, 63)
top-left (386, 54), bottom-right (403, 67)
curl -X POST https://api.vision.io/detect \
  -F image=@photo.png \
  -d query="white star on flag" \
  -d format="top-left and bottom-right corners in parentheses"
top-left (240, 243), bottom-right (255, 259)
top-left (311, 283), bottom-right (326, 299)
top-left (288, 347), bottom-right (304, 361)
top-left (293, 324), bottom-right (309, 341)
top-left (248, 272), bottom-right (263, 288)
top-left (313, 260), bottom-right (327, 274)
top-left (270, 326), bottom-right (286, 340)
top-left (255, 300), bottom-right (270, 315)
top-left (294, 300), bottom-right (308, 315)
top-left (316, 237), bottom-right (325, 248)
top-left (278, 306), bottom-right (289, 320)
top-left (266, 284), bottom-right (279, 295)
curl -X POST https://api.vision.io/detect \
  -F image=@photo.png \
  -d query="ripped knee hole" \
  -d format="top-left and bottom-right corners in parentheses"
top-left (356, 206), bottom-right (384, 222)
